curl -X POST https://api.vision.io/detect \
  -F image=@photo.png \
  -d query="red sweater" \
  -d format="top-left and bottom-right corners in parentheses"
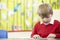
top-left (31, 20), bottom-right (60, 38)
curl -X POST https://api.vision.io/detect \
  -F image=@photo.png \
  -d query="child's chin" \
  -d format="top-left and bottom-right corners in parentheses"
top-left (43, 21), bottom-right (49, 23)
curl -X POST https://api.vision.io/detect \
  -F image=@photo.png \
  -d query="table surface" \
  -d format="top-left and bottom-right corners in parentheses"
top-left (0, 38), bottom-right (60, 40)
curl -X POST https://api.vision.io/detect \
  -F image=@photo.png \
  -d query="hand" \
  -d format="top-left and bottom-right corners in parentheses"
top-left (33, 34), bottom-right (42, 39)
top-left (47, 34), bottom-right (56, 38)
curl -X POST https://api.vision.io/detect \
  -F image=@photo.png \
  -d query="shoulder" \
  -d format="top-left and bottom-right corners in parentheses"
top-left (33, 21), bottom-right (40, 28)
top-left (54, 20), bottom-right (60, 24)
top-left (54, 20), bottom-right (60, 27)
top-left (34, 21), bottom-right (40, 26)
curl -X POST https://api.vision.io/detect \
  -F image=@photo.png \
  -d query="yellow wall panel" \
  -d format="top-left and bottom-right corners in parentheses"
top-left (0, 0), bottom-right (60, 31)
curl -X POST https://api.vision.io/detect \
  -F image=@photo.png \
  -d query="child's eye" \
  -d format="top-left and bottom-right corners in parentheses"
top-left (46, 16), bottom-right (50, 18)
top-left (41, 16), bottom-right (50, 19)
top-left (41, 16), bottom-right (45, 19)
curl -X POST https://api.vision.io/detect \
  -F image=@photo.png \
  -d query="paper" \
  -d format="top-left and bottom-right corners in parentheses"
top-left (25, 19), bottom-right (31, 27)
top-left (28, 2), bottom-right (31, 8)
top-left (27, 11), bottom-right (32, 17)
top-left (0, 2), bottom-right (6, 9)
top-left (2, 13), bottom-right (7, 20)
top-left (8, 10), bottom-right (14, 17)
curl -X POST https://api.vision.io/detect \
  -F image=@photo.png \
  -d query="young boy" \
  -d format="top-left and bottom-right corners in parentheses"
top-left (31, 3), bottom-right (60, 38)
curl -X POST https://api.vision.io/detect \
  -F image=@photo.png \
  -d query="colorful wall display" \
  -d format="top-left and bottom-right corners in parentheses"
top-left (0, 0), bottom-right (60, 31)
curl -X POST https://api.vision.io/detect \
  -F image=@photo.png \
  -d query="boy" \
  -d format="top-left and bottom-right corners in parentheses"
top-left (31, 3), bottom-right (60, 38)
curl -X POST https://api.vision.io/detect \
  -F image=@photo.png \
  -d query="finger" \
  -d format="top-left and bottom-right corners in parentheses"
top-left (47, 36), bottom-right (50, 38)
top-left (33, 36), bottom-right (37, 39)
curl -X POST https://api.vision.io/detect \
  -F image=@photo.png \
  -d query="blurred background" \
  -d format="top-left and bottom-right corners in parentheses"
top-left (0, 0), bottom-right (60, 38)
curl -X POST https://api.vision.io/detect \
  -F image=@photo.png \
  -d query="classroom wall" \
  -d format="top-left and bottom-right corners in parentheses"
top-left (0, 0), bottom-right (60, 31)
top-left (53, 10), bottom-right (60, 21)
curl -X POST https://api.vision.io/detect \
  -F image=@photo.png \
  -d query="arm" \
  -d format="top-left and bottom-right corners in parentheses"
top-left (47, 22), bottom-right (60, 38)
top-left (55, 22), bottom-right (60, 38)
top-left (31, 24), bottom-right (37, 38)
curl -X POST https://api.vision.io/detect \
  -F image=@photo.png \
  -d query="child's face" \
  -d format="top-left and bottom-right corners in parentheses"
top-left (41, 14), bottom-right (52, 23)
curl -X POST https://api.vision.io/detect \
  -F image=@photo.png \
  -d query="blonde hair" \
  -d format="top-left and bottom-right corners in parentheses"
top-left (37, 3), bottom-right (53, 17)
